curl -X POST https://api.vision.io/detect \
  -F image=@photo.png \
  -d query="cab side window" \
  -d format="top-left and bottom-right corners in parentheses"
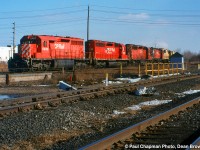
top-left (43, 41), bottom-right (47, 47)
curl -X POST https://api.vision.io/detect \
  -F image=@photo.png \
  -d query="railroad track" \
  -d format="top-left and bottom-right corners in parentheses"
top-left (0, 74), bottom-right (199, 117)
top-left (80, 96), bottom-right (200, 150)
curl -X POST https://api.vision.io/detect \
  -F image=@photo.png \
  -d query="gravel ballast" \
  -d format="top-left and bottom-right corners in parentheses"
top-left (0, 77), bottom-right (200, 149)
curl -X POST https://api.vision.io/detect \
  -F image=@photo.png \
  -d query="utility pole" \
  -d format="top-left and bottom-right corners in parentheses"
top-left (12, 22), bottom-right (16, 54)
top-left (87, 5), bottom-right (90, 41)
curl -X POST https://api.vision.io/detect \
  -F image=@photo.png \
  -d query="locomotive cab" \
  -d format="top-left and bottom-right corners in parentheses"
top-left (20, 35), bottom-right (39, 59)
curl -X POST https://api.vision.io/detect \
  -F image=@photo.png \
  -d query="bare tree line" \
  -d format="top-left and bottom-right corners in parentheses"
top-left (175, 48), bottom-right (200, 62)
top-left (183, 50), bottom-right (200, 62)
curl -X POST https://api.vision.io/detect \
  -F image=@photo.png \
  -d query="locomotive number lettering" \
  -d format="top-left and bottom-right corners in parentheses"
top-left (105, 48), bottom-right (115, 54)
top-left (55, 43), bottom-right (65, 49)
top-left (42, 47), bottom-right (49, 51)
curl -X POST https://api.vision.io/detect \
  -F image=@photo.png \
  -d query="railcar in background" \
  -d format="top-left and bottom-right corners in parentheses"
top-left (126, 44), bottom-right (149, 62)
top-left (126, 44), bottom-right (165, 62)
top-left (85, 40), bottom-right (128, 65)
top-left (162, 49), bottom-right (175, 62)
top-left (152, 47), bottom-right (163, 61)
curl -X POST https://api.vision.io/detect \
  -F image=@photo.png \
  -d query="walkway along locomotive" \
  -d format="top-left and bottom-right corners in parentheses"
top-left (8, 34), bottom-right (174, 71)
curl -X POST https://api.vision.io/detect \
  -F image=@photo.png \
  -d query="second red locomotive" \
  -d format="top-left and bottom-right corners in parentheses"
top-left (85, 40), bottom-right (128, 65)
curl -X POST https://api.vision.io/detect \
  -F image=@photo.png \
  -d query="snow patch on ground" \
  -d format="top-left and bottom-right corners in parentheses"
top-left (0, 95), bottom-right (12, 100)
top-left (102, 77), bottom-right (141, 85)
top-left (182, 89), bottom-right (200, 95)
top-left (102, 80), bottom-right (122, 84)
top-left (113, 110), bottom-right (126, 115)
top-left (176, 89), bottom-right (200, 97)
top-left (126, 99), bottom-right (172, 110)
top-left (152, 73), bottom-right (180, 78)
top-left (32, 85), bottom-right (50, 87)
top-left (115, 77), bottom-right (141, 83)
top-left (140, 99), bottom-right (172, 106)
top-left (126, 105), bottom-right (141, 110)
top-left (112, 99), bottom-right (172, 115)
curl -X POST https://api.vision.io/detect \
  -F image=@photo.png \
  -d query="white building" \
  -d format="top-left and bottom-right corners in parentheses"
top-left (0, 46), bottom-right (18, 62)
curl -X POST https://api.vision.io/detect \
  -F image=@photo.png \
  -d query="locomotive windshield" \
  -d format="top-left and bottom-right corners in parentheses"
top-left (20, 36), bottom-right (40, 44)
top-left (21, 39), bottom-right (37, 44)
top-left (96, 43), bottom-right (105, 47)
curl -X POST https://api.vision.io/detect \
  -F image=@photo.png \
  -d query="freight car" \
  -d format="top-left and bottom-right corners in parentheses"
top-left (8, 34), bottom-right (174, 71)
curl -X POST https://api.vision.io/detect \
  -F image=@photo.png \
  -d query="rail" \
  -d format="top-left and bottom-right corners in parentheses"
top-left (0, 74), bottom-right (199, 117)
top-left (187, 137), bottom-right (200, 150)
top-left (80, 96), bottom-right (200, 150)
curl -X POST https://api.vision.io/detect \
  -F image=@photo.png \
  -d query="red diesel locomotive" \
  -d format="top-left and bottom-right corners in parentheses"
top-left (20, 35), bottom-right (84, 59)
top-left (8, 34), bottom-right (174, 71)
top-left (9, 35), bottom-right (84, 70)
top-left (85, 40), bottom-right (128, 61)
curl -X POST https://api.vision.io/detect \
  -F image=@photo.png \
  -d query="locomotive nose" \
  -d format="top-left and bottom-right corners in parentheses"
top-left (20, 44), bottom-right (31, 58)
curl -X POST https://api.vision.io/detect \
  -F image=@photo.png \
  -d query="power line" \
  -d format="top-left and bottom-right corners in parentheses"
top-left (92, 4), bottom-right (200, 12)
top-left (1, 15), bottom-right (200, 31)
top-left (17, 19), bottom-right (86, 28)
top-left (90, 18), bottom-right (200, 26)
top-left (91, 16), bottom-right (200, 24)
top-left (0, 9), bottom-right (87, 20)
top-left (91, 9), bottom-right (200, 18)
top-left (0, 5), bottom-right (87, 13)
top-left (0, 17), bottom-right (87, 30)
